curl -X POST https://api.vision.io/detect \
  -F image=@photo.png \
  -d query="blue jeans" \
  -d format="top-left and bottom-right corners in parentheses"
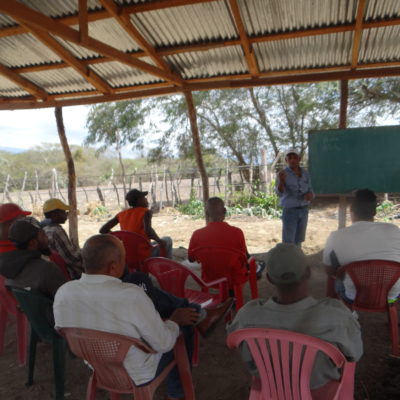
top-left (151, 236), bottom-right (173, 259)
top-left (282, 206), bottom-right (309, 245)
top-left (334, 278), bottom-right (354, 304)
top-left (122, 272), bottom-right (198, 398)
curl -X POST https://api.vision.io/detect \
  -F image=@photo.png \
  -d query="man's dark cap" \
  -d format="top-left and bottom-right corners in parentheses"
top-left (8, 217), bottom-right (42, 245)
top-left (125, 189), bottom-right (148, 203)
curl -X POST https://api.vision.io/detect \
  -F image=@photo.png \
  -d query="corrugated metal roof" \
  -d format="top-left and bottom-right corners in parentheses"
top-left (239, 0), bottom-right (357, 36)
top-left (0, 33), bottom-right (61, 68)
top-left (365, 0), bottom-right (400, 20)
top-left (255, 32), bottom-right (353, 72)
top-left (0, 75), bottom-right (29, 97)
top-left (90, 60), bottom-right (162, 87)
top-left (0, 14), bottom-right (16, 29)
top-left (167, 46), bottom-right (247, 79)
top-left (21, 68), bottom-right (95, 94)
top-left (360, 25), bottom-right (400, 63)
top-left (132, 2), bottom-right (236, 47)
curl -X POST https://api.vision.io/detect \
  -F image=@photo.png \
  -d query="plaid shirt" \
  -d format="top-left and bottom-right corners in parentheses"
top-left (44, 223), bottom-right (83, 279)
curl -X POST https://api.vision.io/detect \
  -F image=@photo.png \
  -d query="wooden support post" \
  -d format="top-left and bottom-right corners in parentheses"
top-left (183, 91), bottom-right (209, 203)
top-left (18, 171), bottom-right (27, 206)
top-left (338, 80), bottom-right (349, 229)
top-left (55, 107), bottom-right (79, 247)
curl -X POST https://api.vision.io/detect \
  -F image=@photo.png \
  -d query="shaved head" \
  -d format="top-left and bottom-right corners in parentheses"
top-left (206, 197), bottom-right (226, 222)
top-left (82, 234), bottom-right (125, 274)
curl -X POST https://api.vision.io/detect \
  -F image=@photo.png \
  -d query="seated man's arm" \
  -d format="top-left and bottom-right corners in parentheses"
top-left (51, 228), bottom-right (83, 274)
top-left (322, 233), bottom-right (340, 276)
top-left (99, 216), bottom-right (119, 234)
top-left (40, 261), bottom-right (67, 299)
top-left (143, 211), bottom-right (164, 246)
top-left (187, 234), bottom-right (196, 262)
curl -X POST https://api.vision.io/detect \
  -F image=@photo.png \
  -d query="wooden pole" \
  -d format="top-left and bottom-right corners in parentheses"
top-left (338, 80), bottom-right (349, 229)
top-left (183, 91), bottom-right (209, 203)
top-left (55, 107), bottom-right (79, 247)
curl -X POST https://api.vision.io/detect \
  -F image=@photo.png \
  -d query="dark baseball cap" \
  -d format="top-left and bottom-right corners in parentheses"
top-left (125, 189), bottom-right (148, 203)
top-left (0, 203), bottom-right (31, 223)
top-left (8, 217), bottom-right (42, 245)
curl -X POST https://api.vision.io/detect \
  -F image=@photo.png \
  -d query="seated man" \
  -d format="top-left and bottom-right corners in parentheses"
top-left (43, 198), bottom-right (84, 279)
top-left (188, 197), bottom-right (263, 288)
top-left (0, 216), bottom-right (66, 299)
top-left (227, 243), bottom-right (363, 390)
top-left (100, 189), bottom-right (172, 258)
top-left (0, 203), bottom-right (31, 253)
top-left (54, 234), bottom-right (232, 400)
top-left (323, 189), bottom-right (400, 302)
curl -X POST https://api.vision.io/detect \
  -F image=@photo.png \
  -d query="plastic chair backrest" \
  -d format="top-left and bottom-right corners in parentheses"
top-left (338, 260), bottom-right (400, 311)
top-left (144, 258), bottom-right (208, 298)
top-left (191, 246), bottom-right (248, 287)
top-left (0, 275), bottom-right (18, 315)
top-left (59, 327), bottom-right (153, 392)
top-left (111, 231), bottom-right (152, 271)
top-left (11, 287), bottom-right (55, 342)
top-left (49, 251), bottom-right (71, 281)
top-left (227, 328), bottom-right (352, 400)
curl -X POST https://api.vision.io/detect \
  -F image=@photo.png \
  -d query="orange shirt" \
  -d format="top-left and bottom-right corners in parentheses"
top-left (117, 207), bottom-right (150, 260)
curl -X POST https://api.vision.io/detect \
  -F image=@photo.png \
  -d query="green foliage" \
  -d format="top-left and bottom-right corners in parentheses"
top-left (376, 200), bottom-right (396, 222)
top-left (177, 193), bottom-right (205, 219)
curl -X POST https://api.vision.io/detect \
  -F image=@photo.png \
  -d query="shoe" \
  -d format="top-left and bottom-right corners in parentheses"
top-left (196, 297), bottom-right (234, 338)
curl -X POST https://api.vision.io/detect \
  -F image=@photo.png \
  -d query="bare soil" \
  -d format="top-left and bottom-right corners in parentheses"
top-left (1, 203), bottom-right (400, 399)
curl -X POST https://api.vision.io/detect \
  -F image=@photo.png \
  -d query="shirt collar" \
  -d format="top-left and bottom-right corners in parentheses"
top-left (79, 273), bottom-right (121, 284)
top-left (266, 296), bottom-right (317, 311)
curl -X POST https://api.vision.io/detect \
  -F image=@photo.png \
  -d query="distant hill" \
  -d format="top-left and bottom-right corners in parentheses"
top-left (0, 146), bottom-right (26, 154)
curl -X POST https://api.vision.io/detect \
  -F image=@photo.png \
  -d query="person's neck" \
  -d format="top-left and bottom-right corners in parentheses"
top-left (275, 285), bottom-right (309, 305)
top-left (290, 165), bottom-right (301, 173)
top-left (352, 216), bottom-right (374, 223)
top-left (208, 218), bottom-right (224, 223)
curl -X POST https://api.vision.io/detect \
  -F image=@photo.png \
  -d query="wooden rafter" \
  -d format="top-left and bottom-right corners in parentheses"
top-left (19, 22), bottom-right (113, 94)
top-left (228, 0), bottom-right (259, 76)
top-left (0, 0), bottom-right (184, 86)
top-left (351, 0), bottom-right (367, 69)
top-left (0, 63), bottom-right (48, 100)
top-left (79, 0), bottom-right (89, 44)
top-left (1, 66), bottom-right (399, 111)
top-left (99, 0), bottom-right (184, 86)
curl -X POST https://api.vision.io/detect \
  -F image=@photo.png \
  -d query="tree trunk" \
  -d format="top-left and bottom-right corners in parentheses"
top-left (183, 91), bottom-right (209, 203)
top-left (54, 107), bottom-right (79, 248)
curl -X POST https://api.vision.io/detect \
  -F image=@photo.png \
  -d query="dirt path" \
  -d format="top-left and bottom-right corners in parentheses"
top-left (1, 206), bottom-right (400, 399)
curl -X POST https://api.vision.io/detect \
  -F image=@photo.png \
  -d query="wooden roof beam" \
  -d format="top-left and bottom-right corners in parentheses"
top-left (99, 0), bottom-right (184, 86)
top-left (0, 0), bottom-right (183, 86)
top-left (79, 0), bottom-right (89, 44)
top-left (351, 0), bottom-right (367, 69)
top-left (228, 0), bottom-right (259, 77)
top-left (0, 63), bottom-right (48, 100)
top-left (19, 22), bottom-right (113, 94)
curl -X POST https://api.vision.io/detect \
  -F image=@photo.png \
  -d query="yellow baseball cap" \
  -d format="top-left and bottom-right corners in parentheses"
top-left (43, 198), bottom-right (71, 213)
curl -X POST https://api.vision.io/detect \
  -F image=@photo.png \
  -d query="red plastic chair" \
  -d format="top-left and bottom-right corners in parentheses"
top-left (58, 327), bottom-right (195, 400)
top-left (143, 257), bottom-right (230, 366)
top-left (191, 246), bottom-right (258, 310)
top-left (49, 251), bottom-right (71, 281)
top-left (110, 231), bottom-right (166, 272)
top-left (0, 276), bottom-right (28, 365)
top-left (227, 328), bottom-right (356, 400)
top-left (337, 260), bottom-right (400, 356)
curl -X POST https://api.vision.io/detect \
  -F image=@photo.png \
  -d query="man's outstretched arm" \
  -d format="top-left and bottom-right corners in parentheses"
top-left (99, 216), bottom-right (119, 233)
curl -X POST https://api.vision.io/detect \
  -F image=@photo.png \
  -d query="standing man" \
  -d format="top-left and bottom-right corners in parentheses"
top-left (276, 149), bottom-right (314, 246)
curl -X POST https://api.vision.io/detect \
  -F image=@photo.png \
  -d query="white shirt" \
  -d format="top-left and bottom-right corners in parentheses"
top-left (53, 273), bottom-right (179, 385)
top-left (323, 221), bottom-right (400, 300)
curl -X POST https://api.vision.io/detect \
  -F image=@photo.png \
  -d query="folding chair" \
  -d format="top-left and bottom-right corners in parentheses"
top-left (191, 246), bottom-right (258, 310)
top-left (227, 328), bottom-right (356, 400)
top-left (59, 327), bottom-right (195, 400)
top-left (337, 260), bottom-right (400, 356)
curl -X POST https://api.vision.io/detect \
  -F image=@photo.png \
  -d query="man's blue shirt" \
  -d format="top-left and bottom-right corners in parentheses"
top-left (275, 167), bottom-right (314, 208)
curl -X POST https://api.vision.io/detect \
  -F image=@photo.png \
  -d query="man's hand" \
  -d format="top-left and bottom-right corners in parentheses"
top-left (303, 192), bottom-right (313, 201)
top-left (278, 170), bottom-right (287, 183)
top-left (169, 308), bottom-right (200, 326)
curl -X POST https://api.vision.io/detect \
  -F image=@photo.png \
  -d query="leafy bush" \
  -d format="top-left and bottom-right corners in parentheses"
top-left (376, 200), bottom-right (395, 222)
top-left (177, 194), bottom-right (205, 219)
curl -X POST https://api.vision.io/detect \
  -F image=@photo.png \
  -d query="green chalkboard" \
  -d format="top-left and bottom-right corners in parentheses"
top-left (308, 125), bottom-right (400, 194)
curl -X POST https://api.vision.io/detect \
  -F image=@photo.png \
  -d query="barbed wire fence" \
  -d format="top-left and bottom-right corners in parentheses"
top-left (0, 158), bottom-right (287, 215)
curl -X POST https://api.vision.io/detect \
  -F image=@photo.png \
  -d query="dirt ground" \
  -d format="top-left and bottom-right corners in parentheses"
top-left (1, 202), bottom-right (400, 399)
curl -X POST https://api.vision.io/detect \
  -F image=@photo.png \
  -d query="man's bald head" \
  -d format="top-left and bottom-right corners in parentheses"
top-left (82, 234), bottom-right (125, 274)
top-left (206, 197), bottom-right (226, 222)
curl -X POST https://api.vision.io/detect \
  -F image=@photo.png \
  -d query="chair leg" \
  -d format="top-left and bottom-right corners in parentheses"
top-left (86, 374), bottom-right (97, 400)
top-left (27, 329), bottom-right (39, 386)
top-left (234, 286), bottom-right (244, 311)
top-left (0, 306), bottom-right (7, 355)
top-left (175, 336), bottom-right (195, 400)
top-left (192, 329), bottom-right (199, 367)
top-left (53, 336), bottom-right (66, 400)
top-left (16, 311), bottom-right (28, 366)
top-left (388, 304), bottom-right (399, 356)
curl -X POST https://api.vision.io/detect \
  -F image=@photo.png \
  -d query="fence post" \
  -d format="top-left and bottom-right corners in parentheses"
top-left (18, 171), bottom-right (27, 206)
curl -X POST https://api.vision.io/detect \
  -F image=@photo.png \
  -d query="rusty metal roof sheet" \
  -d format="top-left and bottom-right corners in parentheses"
top-left (0, 0), bottom-right (398, 109)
